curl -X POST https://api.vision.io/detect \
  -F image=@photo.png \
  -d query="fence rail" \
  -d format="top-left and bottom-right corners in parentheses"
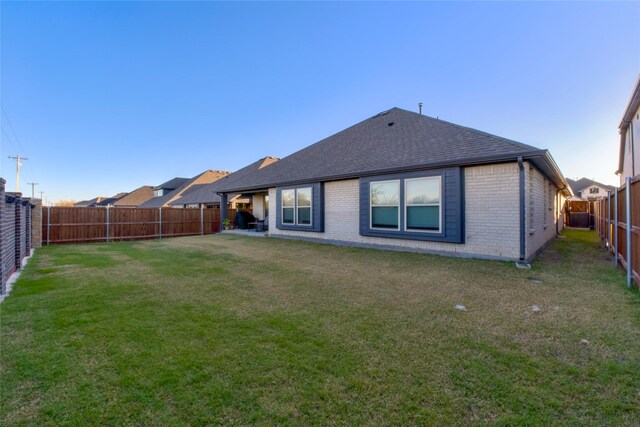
top-left (43, 207), bottom-right (238, 244)
top-left (594, 176), bottom-right (639, 289)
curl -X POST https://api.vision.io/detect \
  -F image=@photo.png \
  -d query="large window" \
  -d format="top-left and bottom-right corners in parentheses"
top-left (405, 177), bottom-right (441, 232)
top-left (359, 168), bottom-right (464, 244)
top-left (370, 180), bottom-right (400, 229)
top-left (281, 187), bottom-right (312, 226)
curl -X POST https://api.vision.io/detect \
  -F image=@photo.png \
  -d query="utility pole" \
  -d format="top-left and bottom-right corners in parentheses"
top-left (39, 191), bottom-right (45, 204)
top-left (27, 182), bottom-right (39, 199)
top-left (7, 155), bottom-right (29, 193)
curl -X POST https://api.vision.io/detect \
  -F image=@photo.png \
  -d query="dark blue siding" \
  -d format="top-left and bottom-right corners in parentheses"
top-left (359, 167), bottom-right (464, 243)
top-left (276, 183), bottom-right (324, 232)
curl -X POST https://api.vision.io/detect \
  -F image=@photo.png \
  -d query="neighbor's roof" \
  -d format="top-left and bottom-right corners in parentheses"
top-left (140, 170), bottom-right (228, 208)
top-left (95, 192), bottom-right (128, 206)
top-left (113, 186), bottom-right (154, 207)
top-left (169, 157), bottom-right (279, 206)
top-left (566, 178), bottom-right (615, 195)
top-left (215, 107), bottom-right (569, 194)
top-left (617, 74), bottom-right (640, 174)
top-left (152, 177), bottom-right (189, 191)
top-left (168, 183), bottom-right (221, 206)
top-left (74, 197), bottom-right (105, 207)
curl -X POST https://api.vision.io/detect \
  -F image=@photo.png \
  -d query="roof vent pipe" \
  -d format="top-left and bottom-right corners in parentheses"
top-left (418, 102), bottom-right (423, 115)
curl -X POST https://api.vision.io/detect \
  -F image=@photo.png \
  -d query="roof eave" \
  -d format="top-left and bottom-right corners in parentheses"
top-left (219, 150), bottom-right (571, 196)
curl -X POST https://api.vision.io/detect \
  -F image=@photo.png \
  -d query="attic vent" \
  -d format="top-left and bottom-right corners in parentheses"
top-left (388, 122), bottom-right (395, 127)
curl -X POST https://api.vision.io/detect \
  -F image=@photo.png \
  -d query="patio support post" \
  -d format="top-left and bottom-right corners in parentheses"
top-left (613, 188), bottom-right (618, 266)
top-left (200, 205), bottom-right (204, 235)
top-left (626, 177), bottom-right (632, 288)
top-left (220, 194), bottom-right (228, 232)
top-left (158, 208), bottom-right (162, 240)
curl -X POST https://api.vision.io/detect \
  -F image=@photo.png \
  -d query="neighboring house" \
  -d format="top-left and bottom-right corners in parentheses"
top-left (565, 178), bottom-right (614, 200)
top-left (139, 170), bottom-right (229, 208)
top-left (215, 108), bottom-right (571, 262)
top-left (169, 157), bottom-right (279, 213)
top-left (112, 186), bottom-right (154, 208)
top-left (74, 197), bottom-right (106, 207)
top-left (95, 192), bottom-right (128, 207)
top-left (616, 74), bottom-right (640, 185)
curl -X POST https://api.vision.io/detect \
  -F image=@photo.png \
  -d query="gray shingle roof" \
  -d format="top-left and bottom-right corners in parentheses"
top-left (113, 186), bottom-right (154, 207)
top-left (74, 197), bottom-right (105, 207)
top-left (168, 183), bottom-right (221, 206)
top-left (168, 157), bottom-right (279, 206)
top-left (215, 107), bottom-right (548, 192)
top-left (140, 170), bottom-right (228, 208)
top-left (153, 177), bottom-right (189, 191)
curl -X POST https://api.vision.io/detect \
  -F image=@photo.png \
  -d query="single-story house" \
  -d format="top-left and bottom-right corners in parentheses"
top-left (566, 177), bottom-right (614, 200)
top-left (112, 186), bottom-right (154, 208)
top-left (215, 108), bottom-right (571, 262)
top-left (139, 170), bottom-right (228, 208)
top-left (169, 156), bottom-right (279, 212)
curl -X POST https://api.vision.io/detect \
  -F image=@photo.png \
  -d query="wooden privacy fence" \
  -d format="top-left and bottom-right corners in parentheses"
top-left (43, 207), bottom-right (238, 244)
top-left (594, 176), bottom-right (639, 289)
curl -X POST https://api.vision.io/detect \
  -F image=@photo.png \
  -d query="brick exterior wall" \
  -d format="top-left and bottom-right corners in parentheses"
top-left (269, 163), bottom-right (523, 260)
top-left (0, 183), bottom-right (35, 294)
top-left (267, 162), bottom-right (563, 261)
top-left (2, 189), bottom-right (16, 293)
top-left (31, 199), bottom-right (42, 248)
top-left (525, 163), bottom-right (563, 259)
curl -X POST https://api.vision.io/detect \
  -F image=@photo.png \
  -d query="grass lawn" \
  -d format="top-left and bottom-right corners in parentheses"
top-left (1, 230), bottom-right (639, 425)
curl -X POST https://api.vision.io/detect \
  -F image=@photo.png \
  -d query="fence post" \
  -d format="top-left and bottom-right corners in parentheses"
top-left (614, 188), bottom-right (618, 266)
top-left (158, 207), bottom-right (162, 240)
top-left (200, 205), bottom-right (204, 235)
top-left (626, 177), bottom-right (632, 288)
top-left (106, 206), bottom-right (110, 242)
top-left (47, 205), bottom-right (51, 245)
top-left (607, 191), bottom-right (611, 249)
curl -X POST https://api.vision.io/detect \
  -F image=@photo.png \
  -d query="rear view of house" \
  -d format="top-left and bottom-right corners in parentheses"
top-left (216, 108), bottom-right (570, 262)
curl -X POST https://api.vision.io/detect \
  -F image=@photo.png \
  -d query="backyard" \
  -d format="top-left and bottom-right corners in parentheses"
top-left (1, 230), bottom-right (639, 425)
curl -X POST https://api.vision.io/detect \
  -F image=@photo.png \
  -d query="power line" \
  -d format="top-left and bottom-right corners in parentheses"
top-left (1, 105), bottom-right (26, 153)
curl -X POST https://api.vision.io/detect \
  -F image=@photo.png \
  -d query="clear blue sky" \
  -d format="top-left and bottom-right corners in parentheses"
top-left (1, 1), bottom-right (638, 203)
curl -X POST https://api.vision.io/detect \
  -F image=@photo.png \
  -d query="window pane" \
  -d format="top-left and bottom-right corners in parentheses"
top-left (371, 181), bottom-right (399, 206)
top-left (283, 207), bottom-right (294, 224)
top-left (407, 206), bottom-right (439, 230)
top-left (282, 189), bottom-right (295, 207)
top-left (406, 177), bottom-right (440, 205)
top-left (372, 206), bottom-right (398, 228)
top-left (298, 207), bottom-right (311, 225)
top-left (297, 188), bottom-right (312, 207)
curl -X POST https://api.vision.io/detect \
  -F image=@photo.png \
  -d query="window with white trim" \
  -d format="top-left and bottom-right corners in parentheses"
top-left (297, 188), bottom-right (312, 225)
top-left (282, 189), bottom-right (295, 224)
top-left (370, 180), bottom-right (400, 229)
top-left (405, 177), bottom-right (441, 232)
top-left (281, 187), bottom-right (312, 226)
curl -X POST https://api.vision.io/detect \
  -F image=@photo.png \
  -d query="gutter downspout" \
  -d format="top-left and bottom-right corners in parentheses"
top-left (517, 157), bottom-right (527, 265)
